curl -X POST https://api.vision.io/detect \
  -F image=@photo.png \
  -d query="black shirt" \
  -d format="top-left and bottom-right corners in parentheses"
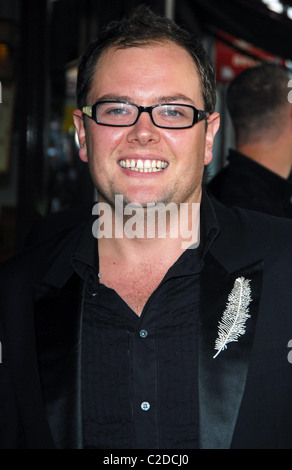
top-left (207, 149), bottom-right (292, 219)
top-left (71, 197), bottom-right (219, 449)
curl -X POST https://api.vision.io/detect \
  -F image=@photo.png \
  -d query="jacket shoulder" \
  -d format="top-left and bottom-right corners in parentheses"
top-left (0, 208), bottom-right (91, 286)
top-left (211, 197), bottom-right (292, 269)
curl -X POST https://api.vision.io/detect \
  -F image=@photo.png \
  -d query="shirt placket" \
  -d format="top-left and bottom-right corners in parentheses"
top-left (131, 307), bottom-right (159, 449)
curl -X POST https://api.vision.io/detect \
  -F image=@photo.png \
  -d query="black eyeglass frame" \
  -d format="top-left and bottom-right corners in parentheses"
top-left (82, 100), bottom-right (209, 129)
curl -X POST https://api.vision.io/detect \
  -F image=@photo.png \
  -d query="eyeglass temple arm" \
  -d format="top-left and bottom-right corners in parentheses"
top-left (82, 106), bottom-right (93, 118)
top-left (200, 110), bottom-right (208, 119)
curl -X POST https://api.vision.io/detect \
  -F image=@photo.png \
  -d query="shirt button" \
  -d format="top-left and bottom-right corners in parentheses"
top-left (141, 401), bottom-right (150, 411)
top-left (85, 271), bottom-right (98, 297)
top-left (139, 329), bottom-right (148, 338)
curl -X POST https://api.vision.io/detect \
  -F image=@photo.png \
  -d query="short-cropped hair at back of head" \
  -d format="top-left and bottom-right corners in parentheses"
top-left (226, 63), bottom-right (291, 145)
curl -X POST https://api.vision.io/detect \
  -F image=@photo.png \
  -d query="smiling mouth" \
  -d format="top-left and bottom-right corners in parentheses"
top-left (119, 159), bottom-right (168, 173)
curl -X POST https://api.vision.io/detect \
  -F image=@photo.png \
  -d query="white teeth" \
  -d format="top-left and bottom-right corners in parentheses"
top-left (119, 159), bottom-right (168, 172)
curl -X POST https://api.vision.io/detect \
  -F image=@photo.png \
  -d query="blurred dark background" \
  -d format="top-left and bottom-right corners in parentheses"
top-left (0, 0), bottom-right (292, 260)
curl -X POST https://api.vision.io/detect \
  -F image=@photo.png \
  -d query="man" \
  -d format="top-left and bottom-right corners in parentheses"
top-left (208, 64), bottom-right (292, 218)
top-left (1, 6), bottom-right (292, 449)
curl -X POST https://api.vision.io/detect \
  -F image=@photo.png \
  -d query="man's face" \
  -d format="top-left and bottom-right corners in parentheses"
top-left (74, 41), bottom-right (220, 207)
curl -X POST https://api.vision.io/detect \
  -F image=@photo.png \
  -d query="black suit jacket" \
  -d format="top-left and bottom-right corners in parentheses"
top-left (1, 196), bottom-right (292, 449)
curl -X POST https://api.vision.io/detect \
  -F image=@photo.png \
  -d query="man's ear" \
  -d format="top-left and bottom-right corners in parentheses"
top-left (73, 109), bottom-right (88, 162)
top-left (204, 112), bottom-right (220, 166)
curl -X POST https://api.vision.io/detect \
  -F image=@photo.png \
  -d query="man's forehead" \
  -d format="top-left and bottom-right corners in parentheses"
top-left (89, 42), bottom-right (202, 101)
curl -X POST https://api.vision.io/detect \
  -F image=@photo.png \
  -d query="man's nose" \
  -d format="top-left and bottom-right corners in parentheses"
top-left (126, 110), bottom-right (160, 145)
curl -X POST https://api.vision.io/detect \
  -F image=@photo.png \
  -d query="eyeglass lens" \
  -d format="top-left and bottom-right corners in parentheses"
top-left (95, 102), bottom-right (196, 127)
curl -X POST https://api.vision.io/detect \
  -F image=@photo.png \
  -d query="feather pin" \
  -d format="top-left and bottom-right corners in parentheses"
top-left (213, 277), bottom-right (252, 359)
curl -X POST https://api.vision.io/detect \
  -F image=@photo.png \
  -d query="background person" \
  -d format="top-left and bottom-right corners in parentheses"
top-left (208, 64), bottom-right (292, 218)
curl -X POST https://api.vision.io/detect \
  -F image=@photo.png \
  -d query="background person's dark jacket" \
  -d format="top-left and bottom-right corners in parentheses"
top-left (208, 149), bottom-right (292, 219)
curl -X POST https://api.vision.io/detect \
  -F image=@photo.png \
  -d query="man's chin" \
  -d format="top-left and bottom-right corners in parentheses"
top-left (96, 186), bottom-right (176, 209)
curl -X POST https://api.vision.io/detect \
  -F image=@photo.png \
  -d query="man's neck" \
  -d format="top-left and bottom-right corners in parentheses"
top-left (96, 200), bottom-right (201, 269)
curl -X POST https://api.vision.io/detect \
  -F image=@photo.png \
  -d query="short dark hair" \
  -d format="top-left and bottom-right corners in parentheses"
top-left (76, 5), bottom-right (216, 113)
top-left (226, 64), bottom-right (290, 144)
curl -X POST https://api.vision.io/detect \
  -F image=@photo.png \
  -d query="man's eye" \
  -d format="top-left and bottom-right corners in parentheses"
top-left (160, 107), bottom-right (184, 119)
top-left (166, 109), bottom-right (181, 117)
top-left (107, 107), bottom-right (128, 115)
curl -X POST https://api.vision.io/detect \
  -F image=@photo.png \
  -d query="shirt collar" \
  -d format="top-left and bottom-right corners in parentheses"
top-left (71, 216), bottom-right (98, 280)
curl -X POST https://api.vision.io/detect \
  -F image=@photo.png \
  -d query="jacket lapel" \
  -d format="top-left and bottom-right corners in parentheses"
top-left (34, 273), bottom-right (84, 449)
top-left (199, 251), bottom-right (263, 449)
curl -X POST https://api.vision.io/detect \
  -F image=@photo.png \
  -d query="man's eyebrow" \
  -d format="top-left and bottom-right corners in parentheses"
top-left (94, 94), bottom-right (195, 104)
top-left (155, 95), bottom-right (195, 104)
top-left (95, 94), bottom-right (132, 102)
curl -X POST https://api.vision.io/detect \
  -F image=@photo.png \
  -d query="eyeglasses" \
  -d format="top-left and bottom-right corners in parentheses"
top-left (82, 100), bottom-right (209, 129)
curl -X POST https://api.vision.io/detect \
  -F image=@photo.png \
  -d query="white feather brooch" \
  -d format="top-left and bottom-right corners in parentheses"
top-left (213, 277), bottom-right (252, 359)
